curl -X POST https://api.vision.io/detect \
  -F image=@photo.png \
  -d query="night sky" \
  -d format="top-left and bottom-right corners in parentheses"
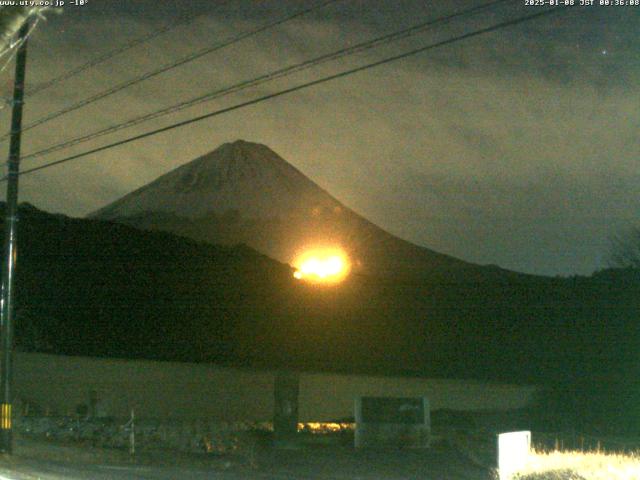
top-left (0, 0), bottom-right (637, 276)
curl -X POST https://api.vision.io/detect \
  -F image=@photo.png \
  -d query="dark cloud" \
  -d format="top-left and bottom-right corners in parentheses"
top-left (0, 0), bottom-right (636, 275)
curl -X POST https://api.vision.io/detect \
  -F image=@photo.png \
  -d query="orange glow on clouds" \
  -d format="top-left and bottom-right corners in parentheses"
top-left (293, 247), bottom-right (350, 283)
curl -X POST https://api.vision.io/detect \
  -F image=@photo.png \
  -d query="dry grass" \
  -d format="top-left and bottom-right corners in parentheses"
top-left (512, 449), bottom-right (640, 480)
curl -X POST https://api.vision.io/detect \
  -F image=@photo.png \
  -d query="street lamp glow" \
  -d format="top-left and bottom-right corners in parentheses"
top-left (293, 247), bottom-right (350, 283)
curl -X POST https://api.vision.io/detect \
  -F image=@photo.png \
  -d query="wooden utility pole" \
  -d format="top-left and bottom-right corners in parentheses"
top-left (0, 19), bottom-right (29, 455)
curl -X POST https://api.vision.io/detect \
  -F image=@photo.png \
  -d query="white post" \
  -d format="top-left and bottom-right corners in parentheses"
top-left (497, 431), bottom-right (531, 480)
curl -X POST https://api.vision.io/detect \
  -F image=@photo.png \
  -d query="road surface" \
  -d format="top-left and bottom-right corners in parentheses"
top-left (0, 443), bottom-right (492, 479)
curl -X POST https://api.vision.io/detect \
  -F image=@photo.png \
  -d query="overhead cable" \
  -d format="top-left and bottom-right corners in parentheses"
top-left (22, 0), bottom-right (512, 162)
top-left (5, 6), bottom-right (570, 181)
top-left (0, 0), bottom-right (342, 142)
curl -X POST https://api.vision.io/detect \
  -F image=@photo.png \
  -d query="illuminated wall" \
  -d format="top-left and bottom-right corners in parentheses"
top-left (13, 352), bottom-right (537, 421)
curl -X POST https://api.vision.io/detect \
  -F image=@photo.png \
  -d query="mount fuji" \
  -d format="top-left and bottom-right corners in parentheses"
top-left (91, 140), bottom-right (515, 280)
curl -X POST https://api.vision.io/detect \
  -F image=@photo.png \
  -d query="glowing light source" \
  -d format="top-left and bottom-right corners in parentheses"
top-left (293, 247), bottom-right (350, 283)
top-left (297, 422), bottom-right (355, 433)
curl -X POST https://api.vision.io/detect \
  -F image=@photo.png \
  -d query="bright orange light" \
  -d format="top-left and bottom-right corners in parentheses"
top-left (297, 422), bottom-right (355, 433)
top-left (293, 247), bottom-right (350, 283)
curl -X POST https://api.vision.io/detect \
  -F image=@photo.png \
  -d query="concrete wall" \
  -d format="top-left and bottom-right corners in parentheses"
top-left (14, 352), bottom-right (274, 421)
top-left (299, 373), bottom-right (537, 421)
top-left (13, 352), bottom-right (537, 421)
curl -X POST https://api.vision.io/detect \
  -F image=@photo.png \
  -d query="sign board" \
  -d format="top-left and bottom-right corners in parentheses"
top-left (360, 397), bottom-right (425, 424)
top-left (355, 396), bottom-right (430, 448)
top-left (497, 430), bottom-right (531, 480)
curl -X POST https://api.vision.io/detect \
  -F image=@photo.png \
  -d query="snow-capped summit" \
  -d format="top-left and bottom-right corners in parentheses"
top-left (93, 140), bottom-right (340, 221)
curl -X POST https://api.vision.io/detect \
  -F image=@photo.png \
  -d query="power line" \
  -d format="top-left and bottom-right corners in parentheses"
top-left (0, 14), bottom-right (40, 77)
top-left (22, 0), bottom-right (512, 163)
top-left (24, 4), bottom-right (230, 98)
top-left (0, 0), bottom-right (341, 142)
top-left (13, 5), bottom-right (569, 179)
top-left (4, 6), bottom-right (570, 182)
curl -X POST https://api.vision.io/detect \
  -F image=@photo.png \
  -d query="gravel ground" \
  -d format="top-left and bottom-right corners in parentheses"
top-left (0, 435), bottom-right (494, 479)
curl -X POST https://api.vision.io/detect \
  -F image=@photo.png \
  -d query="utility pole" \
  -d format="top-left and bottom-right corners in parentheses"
top-left (0, 19), bottom-right (29, 455)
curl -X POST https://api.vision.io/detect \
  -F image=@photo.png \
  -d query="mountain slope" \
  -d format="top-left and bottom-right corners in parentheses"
top-left (5, 204), bottom-right (640, 434)
top-left (91, 140), bottom-right (511, 280)
top-left (9, 203), bottom-right (640, 383)
top-left (92, 140), bottom-right (338, 220)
